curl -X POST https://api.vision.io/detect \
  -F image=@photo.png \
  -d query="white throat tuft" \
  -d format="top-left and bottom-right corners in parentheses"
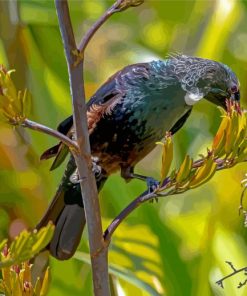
top-left (184, 92), bottom-right (204, 106)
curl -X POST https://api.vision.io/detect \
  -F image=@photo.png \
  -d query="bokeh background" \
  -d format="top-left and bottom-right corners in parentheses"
top-left (1, 0), bottom-right (247, 295)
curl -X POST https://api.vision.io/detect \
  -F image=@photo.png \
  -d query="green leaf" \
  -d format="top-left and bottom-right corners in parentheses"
top-left (0, 67), bottom-right (32, 124)
top-left (225, 111), bottom-right (239, 155)
top-left (0, 240), bottom-right (7, 253)
top-left (40, 267), bottom-right (50, 296)
top-left (34, 277), bottom-right (41, 296)
top-left (31, 222), bottom-right (54, 254)
top-left (50, 144), bottom-right (69, 171)
top-left (74, 252), bottom-right (161, 296)
top-left (0, 223), bottom-right (54, 268)
top-left (20, 89), bottom-right (32, 118)
top-left (12, 272), bottom-right (22, 296)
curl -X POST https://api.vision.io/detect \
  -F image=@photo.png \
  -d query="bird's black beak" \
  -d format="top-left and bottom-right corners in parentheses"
top-left (220, 90), bottom-right (241, 110)
top-left (230, 90), bottom-right (240, 102)
top-left (205, 93), bottom-right (228, 109)
top-left (205, 91), bottom-right (240, 110)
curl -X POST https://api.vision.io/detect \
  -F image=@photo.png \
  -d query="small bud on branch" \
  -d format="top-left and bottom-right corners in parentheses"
top-left (114, 0), bottom-right (144, 11)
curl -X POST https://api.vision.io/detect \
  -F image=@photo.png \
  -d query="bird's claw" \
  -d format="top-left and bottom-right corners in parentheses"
top-left (69, 156), bottom-right (102, 185)
top-left (92, 156), bottom-right (102, 178)
top-left (146, 177), bottom-right (159, 203)
top-left (146, 177), bottom-right (159, 194)
top-left (149, 196), bottom-right (159, 203)
top-left (69, 168), bottom-right (80, 184)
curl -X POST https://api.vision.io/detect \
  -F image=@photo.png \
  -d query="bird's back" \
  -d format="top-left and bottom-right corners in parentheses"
top-left (87, 61), bottom-right (191, 174)
top-left (42, 57), bottom-right (193, 174)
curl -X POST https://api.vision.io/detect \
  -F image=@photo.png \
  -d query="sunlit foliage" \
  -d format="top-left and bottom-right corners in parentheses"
top-left (0, 224), bottom-right (54, 296)
top-left (0, 0), bottom-right (247, 295)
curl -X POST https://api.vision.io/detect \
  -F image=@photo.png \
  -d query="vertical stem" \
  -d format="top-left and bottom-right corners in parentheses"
top-left (54, 1), bottom-right (109, 295)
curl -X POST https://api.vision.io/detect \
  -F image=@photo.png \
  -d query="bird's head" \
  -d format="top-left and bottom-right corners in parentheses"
top-left (169, 55), bottom-right (240, 109)
top-left (197, 61), bottom-right (240, 108)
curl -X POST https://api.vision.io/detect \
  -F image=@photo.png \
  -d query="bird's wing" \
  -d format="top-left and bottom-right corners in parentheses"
top-left (170, 109), bottom-right (192, 135)
top-left (41, 63), bottom-right (151, 170)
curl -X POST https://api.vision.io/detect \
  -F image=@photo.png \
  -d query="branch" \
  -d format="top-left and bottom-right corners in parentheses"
top-left (78, 4), bottom-right (116, 58)
top-left (103, 155), bottom-right (241, 244)
top-left (54, 1), bottom-right (109, 296)
top-left (22, 119), bottom-right (78, 151)
top-left (103, 189), bottom-right (169, 243)
top-left (76, 0), bottom-right (144, 65)
top-left (54, 1), bottom-right (144, 294)
top-left (215, 261), bottom-right (247, 289)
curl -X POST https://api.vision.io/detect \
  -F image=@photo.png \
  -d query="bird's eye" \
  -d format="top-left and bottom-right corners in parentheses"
top-left (230, 85), bottom-right (238, 93)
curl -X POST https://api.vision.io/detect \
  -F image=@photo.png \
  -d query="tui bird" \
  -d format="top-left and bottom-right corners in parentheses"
top-left (36, 54), bottom-right (240, 260)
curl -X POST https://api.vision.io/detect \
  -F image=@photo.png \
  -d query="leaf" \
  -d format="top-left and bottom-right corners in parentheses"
top-left (1, 267), bottom-right (11, 294)
top-left (1, 70), bottom-right (17, 102)
top-left (176, 155), bottom-right (193, 184)
top-left (212, 115), bottom-right (229, 155)
top-left (0, 240), bottom-right (7, 253)
top-left (10, 230), bottom-right (33, 263)
top-left (22, 262), bottom-right (31, 283)
top-left (188, 155), bottom-right (217, 189)
top-left (160, 134), bottom-right (173, 181)
top-left (213, 130), bottom-right (226, 157)
top-left (0, 223), bottom-right (54, 268)
top-left (20, 89), bottom-right (32, 118)
top-left (50, 144), bottom-right (69, 171)
top-left (229, 128), bottom-right (245, 159)
top-left (225, 111), bottom-right (239, 155)
top-left (0, 67), bottom-right (32, 124)
top-left (12, 272), bottom-right (22, 296)
top-left (237, 143), bottom-right (247, 163)
top-left (74, 252), bottom-right (161, 296)
top-left (0, 279), bottom-right (5, 293)
top-left (40, 267), bottom-right (50, 296)
top-left (109, 274), bottom-right (118, 296)
top-left (31, 222), bottom-right (54, 254)
top-left (34, 277), bottom-right (41, 296)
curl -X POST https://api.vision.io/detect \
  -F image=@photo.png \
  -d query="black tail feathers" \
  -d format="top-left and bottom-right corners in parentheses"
top-left (36, 171), bottom-right (107, 260)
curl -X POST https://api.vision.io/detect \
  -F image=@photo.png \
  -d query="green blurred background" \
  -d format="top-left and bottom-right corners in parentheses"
top-left (1, 0), bottom-right (247, 295)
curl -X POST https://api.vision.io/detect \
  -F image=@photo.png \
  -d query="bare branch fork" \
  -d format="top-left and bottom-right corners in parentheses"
top-left (22, 119), bottom-right (78, 151)
top-left (216, 261), bottom-right (247, 289)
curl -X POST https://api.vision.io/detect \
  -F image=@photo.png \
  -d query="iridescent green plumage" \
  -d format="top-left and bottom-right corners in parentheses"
top-left (37, 54), bottom-right (240, 260)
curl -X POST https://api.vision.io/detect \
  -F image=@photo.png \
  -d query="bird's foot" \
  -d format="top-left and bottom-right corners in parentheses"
top-left (69, 168), bottom-right (80, 184)
top-left (146, 177), bottom-right (159, 203)
top-left (146, 177), bottom-right (159, 194)
top-left (69, 156), bottom-right (103, 185)
top-left (149, 197), bottom-right (159, 203)
top-left (92, 156), bottom-right (102, 179)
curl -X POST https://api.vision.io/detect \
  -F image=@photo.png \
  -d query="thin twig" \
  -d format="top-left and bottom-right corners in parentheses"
top-left (103, 189), bottom-right (175, 243)
top-left (78, 4), bottom-right (117, 57)
top-left (22, 119), bottom-right (78, 151)
top-left (54, 1), bottom-right (109, 296)
top-left (77, 0), bottom-right (144, 65)
top-left (216, 264), bottom-right (247, 289)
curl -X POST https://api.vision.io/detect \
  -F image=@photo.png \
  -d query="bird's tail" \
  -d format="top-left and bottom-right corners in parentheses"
top-left (36, 158), bottom-right (107, 260)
